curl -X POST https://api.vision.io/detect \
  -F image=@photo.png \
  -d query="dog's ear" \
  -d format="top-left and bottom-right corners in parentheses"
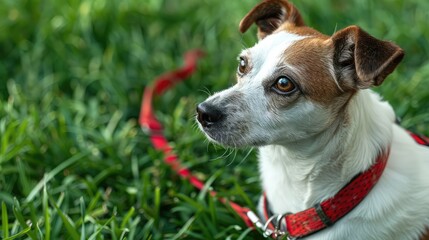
top-left (239, 0), bottom-right (305, 40)
top-left (332, 25), bottom-right (404, 89)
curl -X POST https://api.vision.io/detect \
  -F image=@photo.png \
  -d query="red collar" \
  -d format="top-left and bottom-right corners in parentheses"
top-left (262, 150), bottom-right (390, 239)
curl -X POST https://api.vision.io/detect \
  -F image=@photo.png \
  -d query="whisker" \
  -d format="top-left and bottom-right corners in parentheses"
top-left (225, 148), bottom-right (236, 166)
top-left (237, 147), bottom-right (255, 166)
top-left (197, 87), bottom-right (213, 97)
top-left (226, 148), bottom-right (239, 167)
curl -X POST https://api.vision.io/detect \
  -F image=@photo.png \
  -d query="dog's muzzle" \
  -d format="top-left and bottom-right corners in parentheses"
top-left (196, 102), bottom-right (224, 128)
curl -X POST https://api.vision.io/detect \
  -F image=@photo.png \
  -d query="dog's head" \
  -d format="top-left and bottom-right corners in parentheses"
top-left (197, 0), bottom-right (404, 147)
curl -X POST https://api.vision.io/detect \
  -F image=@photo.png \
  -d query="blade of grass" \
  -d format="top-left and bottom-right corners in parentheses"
top-left (236, 227), bottom-right (253, 240)
top-left (119, 228), bottom-right (129, 240)
top-left (43, 185), bottom-right (51, 240)
top-left (87, 215), bottom-right (116, 240)
top-left (154, 186), bottom-right (160, 228)
top-left (2, 201), bottom-right (9, 238)
top-left (80, 197), bottom-right (86, 240)
top-left (197, 169), bottom-right (222, 201)
top-left (49, 195), bottom-right (80, 240)
top-left (87, 191), bottom-right (102, 213)
top-left (171, 216), bottom-right (196, 240)
top-left (232, 181), bottom-right (256, 210)
top-left (12, 198), bottom-right (37, 240)
top-left (25, 151), bottom-right (91, 202)
top-left (128, 216), bottom-right (142, 240)
top-left (3, 226), bottom-right (32, 240)
top-left (213, 225), bottom-right (243, 239)
top-left (208, 193), bottom-right (217, 228)
top-left (27, 202), bottom-right (38, 233)
top-left (119, 206), bottom-right (135, 229)
top-left (110, 212), bottom-right (118, 240)
top-left (35, 221), bottom-right (43, 240)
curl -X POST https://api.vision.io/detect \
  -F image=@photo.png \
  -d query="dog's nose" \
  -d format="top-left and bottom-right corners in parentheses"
top-left (196, 102), bottom-right (224, 127)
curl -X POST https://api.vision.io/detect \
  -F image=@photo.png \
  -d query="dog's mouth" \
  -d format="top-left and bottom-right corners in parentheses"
top-left (196, 102), bottom-right (236, 146)
top-left (196, 102), bottom-right (267, 147)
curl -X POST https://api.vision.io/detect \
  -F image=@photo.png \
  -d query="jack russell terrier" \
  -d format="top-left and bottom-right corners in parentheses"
top-left (196, 0), bottom-right (429, 239)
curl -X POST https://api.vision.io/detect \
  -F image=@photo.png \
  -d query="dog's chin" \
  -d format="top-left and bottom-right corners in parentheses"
top-left (200, 127), bottom-right (267, 148)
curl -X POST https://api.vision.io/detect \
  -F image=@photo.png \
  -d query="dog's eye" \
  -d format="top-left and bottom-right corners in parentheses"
top-left (273, 76), bottom-right (296, 94)
top-left (237, 57), bottom-right (247, 75)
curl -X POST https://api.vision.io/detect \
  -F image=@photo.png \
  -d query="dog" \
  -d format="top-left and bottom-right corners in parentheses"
top-left (196, 0), bottom-right (429, 239)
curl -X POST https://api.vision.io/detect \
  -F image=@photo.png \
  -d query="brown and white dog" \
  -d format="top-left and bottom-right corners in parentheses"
top-left (196, 0), bottom-right (429, 239)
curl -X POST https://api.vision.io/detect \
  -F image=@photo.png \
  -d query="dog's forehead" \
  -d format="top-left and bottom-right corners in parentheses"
top-left (246, 31), bottom-right (305, 63)
top-left (242, 31), bottom-right (306, 80)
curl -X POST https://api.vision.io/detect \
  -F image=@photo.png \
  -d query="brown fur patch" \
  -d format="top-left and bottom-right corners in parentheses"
top-left (282, 37), bottom-right (342, 105)
top-left (276, 24), bottom-right (326, 38)
top-left (421, 228), bottom-right (429, 240)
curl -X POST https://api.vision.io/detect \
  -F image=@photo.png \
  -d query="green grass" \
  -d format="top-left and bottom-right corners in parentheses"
top-left (0, 0), bottom-right (428, 239)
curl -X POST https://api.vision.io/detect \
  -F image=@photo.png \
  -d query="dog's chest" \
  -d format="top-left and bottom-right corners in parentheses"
top-left (259, 146), bottom-right (321, 213)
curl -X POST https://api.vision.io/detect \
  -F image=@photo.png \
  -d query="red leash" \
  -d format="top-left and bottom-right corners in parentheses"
top-left (139, 50), bottom-right (258, 231)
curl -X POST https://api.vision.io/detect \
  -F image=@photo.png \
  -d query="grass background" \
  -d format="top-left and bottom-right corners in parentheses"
top-left (0, 0), bottom-right (428, 239)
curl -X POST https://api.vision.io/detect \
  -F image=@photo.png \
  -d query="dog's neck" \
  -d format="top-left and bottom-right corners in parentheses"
top-left (259, 89), bottom-right (395, 214)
